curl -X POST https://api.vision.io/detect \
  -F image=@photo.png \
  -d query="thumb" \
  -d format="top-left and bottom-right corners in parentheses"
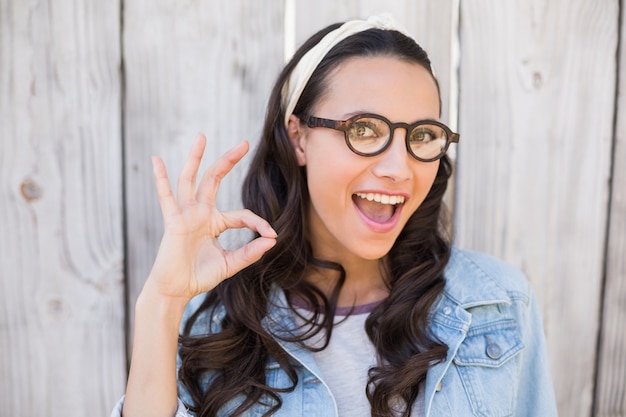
top-left (223, 237), bottom-right (277, 276)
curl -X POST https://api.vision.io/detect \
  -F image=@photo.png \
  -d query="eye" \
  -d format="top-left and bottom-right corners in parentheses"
top-left (350, 121), bottom-right (378, 139)
top-left (410, 127), bottom-right (437, 143)
top-left (345, 116), bottom-right (390, 154)
top-left (409, 124), bottom-right (448, 160)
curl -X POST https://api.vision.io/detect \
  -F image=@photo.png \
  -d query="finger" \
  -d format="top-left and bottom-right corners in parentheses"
top-left (220, 209), bottom-right (277, 238)
top-left (152, 156), bottom-right (180, 219)
top-left (224, 236), bottom-right (277, 277)
top-left (196, 141), bottom-right (250, 205)
top-left (177, 134), bottom-right (207, 203)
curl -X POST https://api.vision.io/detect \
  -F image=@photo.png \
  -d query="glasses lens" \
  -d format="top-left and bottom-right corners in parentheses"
top-left (408, 124), bottom-right (448, 160)
top-left (346, 116), bottom-right (390, 154)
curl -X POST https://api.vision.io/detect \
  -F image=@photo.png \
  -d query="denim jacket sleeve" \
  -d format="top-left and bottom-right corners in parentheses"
top-left (110, 396), bottom-right (192, 417)
top-left (514, 288), bottom-right (558, 416)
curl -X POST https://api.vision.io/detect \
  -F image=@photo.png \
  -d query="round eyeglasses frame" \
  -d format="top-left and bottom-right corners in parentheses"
top-left (299, 113), bottom-right (460, 162)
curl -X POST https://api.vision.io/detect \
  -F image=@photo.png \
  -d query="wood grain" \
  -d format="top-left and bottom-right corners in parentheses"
top-left (594, 1), bottom-right (626, 415)
top-left (0, 0), bottom-right (126, 416)
top-left (454, 1), bottom-right (619, 416)
top-left (123, 0), bottom-right (285, 348)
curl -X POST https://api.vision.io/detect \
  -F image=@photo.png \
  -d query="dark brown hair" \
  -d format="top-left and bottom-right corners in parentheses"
top-left (178, 23), bottom-right (452, 417)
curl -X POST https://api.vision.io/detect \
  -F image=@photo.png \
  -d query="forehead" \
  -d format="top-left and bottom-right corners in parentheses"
top-left (314, 55), bottom-right (440, 121)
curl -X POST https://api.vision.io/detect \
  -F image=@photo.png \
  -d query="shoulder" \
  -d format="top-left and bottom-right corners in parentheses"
top-left (443, 247), bottom-right (531, 308)
top-left (428, 250), bottom-right (554, 416)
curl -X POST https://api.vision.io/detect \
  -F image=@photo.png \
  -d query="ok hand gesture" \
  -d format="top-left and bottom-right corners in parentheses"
top-left (144, 134), bottom-right (277, 302)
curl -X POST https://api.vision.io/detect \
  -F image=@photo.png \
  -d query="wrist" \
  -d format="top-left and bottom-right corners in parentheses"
top-left (135, 283), bottom-right (189, 329)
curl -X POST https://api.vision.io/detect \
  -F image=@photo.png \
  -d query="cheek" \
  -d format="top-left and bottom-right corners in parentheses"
top-left (424, 161), bottom-right (441, 185)
top-left (305, 155), bottom-right (355, 201)
top-left (304, 136), bottom-right (359, 181)
top-left (303, 147), bottom-right (365, 222)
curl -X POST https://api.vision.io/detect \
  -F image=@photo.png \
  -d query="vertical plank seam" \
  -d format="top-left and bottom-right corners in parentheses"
top-left (451, 0), bottom-right (462, 239)
top-left (592, 0), bottom-right (623, 415)
top-left (118, 0), bottom-right (131, 373)
top-left (448, 0), bottom-right (461, 133)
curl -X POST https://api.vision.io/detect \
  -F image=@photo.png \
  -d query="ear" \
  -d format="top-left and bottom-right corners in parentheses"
top-left (287, 114), bottom-right (307, 166)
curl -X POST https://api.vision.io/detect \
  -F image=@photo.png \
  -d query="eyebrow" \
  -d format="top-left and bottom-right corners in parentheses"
top-left (339, 110), bottom-right (369, 119)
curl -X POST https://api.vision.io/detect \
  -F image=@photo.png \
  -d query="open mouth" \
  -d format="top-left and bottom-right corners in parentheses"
top-left (353, 192), bottom-right (405, 223)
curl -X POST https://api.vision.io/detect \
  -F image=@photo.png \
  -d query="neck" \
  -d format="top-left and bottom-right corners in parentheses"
top-left (304, 257), bottom-right (389, 307)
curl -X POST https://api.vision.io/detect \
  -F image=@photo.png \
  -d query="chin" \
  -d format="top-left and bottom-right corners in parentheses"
top-left (352, 245), bottom-right (395, 261)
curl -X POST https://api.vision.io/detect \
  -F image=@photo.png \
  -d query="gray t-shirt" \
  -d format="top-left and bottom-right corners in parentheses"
top-left (295, 302), bottom-right (425, 417)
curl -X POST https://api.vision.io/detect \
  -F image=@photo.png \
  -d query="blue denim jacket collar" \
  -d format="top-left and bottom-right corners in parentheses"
top-left (260, 248), bottom-right (515, 417)
top-left (442, 248), bottom-right (512, 308)
top-left (262, 291), bottom-right (340, 415)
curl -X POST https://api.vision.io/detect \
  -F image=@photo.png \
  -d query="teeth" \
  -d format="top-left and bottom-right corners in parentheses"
top-left (355, 192), bottom-right (405, 205)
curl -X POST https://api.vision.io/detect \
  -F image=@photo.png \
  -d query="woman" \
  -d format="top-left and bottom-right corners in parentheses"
top-left (115, 15), bottom-right (558, 417)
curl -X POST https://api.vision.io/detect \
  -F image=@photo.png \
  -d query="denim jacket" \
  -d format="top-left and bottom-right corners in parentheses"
top-left (112, 248), bottom-right (558, 417)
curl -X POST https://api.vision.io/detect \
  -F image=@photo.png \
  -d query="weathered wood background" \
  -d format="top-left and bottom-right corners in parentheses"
top-left (1, 1), bottom-right (624, 416)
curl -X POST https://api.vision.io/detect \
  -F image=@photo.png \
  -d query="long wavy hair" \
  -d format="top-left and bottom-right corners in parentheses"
top-left (178, 23), bottom-right (452, 417)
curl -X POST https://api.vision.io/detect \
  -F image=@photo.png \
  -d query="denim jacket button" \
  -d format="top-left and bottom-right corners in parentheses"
top-left (443, 306), bottom-right (452, 315)
top-left (486, 342), bottom-right (503, 359)
top-left (435, 381), bottom-right (443, 392)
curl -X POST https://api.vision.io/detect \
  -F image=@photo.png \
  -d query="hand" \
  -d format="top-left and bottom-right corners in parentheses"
top-left (144, 134), bottom-right (277, 302)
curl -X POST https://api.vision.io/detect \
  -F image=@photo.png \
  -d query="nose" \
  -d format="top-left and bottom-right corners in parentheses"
top-left (371, 128), bottom-right (413, 182)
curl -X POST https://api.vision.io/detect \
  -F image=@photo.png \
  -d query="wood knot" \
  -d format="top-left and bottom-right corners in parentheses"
top-left (47, 298), bottom-right (65, 317)
top-left (20, 177), bottom-right (43, 201)
top-left (533, 71), bottom-right (543, 89)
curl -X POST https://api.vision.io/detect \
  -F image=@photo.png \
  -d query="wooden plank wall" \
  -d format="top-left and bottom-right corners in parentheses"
top-left (122, 0), bottom-right (285, 348)
top-left (0, 0), bottom-right (126, 416)
top-left (0, 1), bottom-right (624, 416)
top-left (454, 1), bottom-right (620, 416)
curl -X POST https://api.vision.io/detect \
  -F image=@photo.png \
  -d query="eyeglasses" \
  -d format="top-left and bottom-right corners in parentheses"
top-left (300, 113), bottom-right (459, 162)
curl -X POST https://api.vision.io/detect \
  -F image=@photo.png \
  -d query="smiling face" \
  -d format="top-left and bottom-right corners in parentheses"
top-left (288, 55), bottom-right (441, 264)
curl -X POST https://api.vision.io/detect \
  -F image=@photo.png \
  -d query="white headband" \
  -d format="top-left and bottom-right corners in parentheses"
top-left (281, 14), bottom-right (414, 128)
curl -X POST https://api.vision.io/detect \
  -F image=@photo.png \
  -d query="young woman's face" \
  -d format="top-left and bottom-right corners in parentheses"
top-left (290, 56), bottom-right (441, 262)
